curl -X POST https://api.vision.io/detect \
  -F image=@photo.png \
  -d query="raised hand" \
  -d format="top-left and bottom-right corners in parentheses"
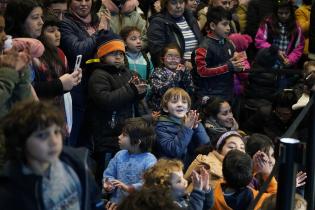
top-left (253, 151), bottom-right (273, 177)
top-left (200, 167), bottom-right (211, 191)
top-left (184, 110), bottom-right (197, 129)
top-left (296, 171), bottom-right (307, 188)
top-left (191, 170), bottom-right (203, 191)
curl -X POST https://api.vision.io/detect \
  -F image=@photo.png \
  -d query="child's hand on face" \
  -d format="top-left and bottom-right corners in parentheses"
top-left (103, 179), bottom-right (115, 192)
top-left (191, 170), bottom-right (203, 191)
top-left (176, 63), bottom-right (186, 72)
top-left (231, 117), bottom-right (239, 130)
top-left (296, 171), bottom-right (307, 188)
top-left (111, 179), bottom-right (135, 193)
top-left (253, 151), bottom-right (273, 177)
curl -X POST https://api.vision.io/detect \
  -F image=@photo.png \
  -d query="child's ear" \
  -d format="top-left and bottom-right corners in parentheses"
top-left (163, 107), bottom-right (169, 113)
top-left (209, 22), bottom-right (216, 31)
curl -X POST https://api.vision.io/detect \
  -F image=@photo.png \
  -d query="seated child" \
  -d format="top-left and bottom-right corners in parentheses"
top-left (155, 87), bottom-right (210, 168)
top-left (103, 117), bottom-right (157, 205)
top-left (0, 100), bottom-right (103, 210)
top-left (150, 43), bottom-right (194, 111)
top-left (292, 60), bottom-right (315, 110)
top-left (143, 158), bottom-right (214, 210)
top-left (211, 150), bottom-right (277, 210)
top-left (191, 6), bottom-right (245, 104)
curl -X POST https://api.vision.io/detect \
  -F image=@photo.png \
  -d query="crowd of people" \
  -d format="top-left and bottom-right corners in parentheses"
top-left (0, 0), bottom-right (314, 209)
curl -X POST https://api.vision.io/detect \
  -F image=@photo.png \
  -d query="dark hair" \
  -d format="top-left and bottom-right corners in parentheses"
top-left (120, 26), bottom-right (141, 41)
top-left (268, 2), bottom-right (297, 38)
top-left (161, 43), bottom-right (184, 60)
top-left (118, 186), bottom-right (181, 210)
top-left (4, 0), bottom-right (42, 38)
top-left (246, 133), bottom-right (274, 158)
top-left (302, 0), bottom-right (312, 6)
top-left (272, 89), bottom-right (297, 110)
top-left (43, 0), bottom-right (67, 8)
top-left (122, 118), bottom-right (155, 153)
top-left (1, 100), bottom-right (64, 161)
top-left (202, 96), bottom-right (228, 120)
top-left (206, 6), bottom-right (231, 25)
top-left (38, 13), bottom-right (67, 78)
top-left (222, 150), bottom-right (253, 189)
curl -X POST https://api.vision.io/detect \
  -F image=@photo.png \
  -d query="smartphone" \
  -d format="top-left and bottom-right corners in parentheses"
top-left (74, 55), bottom-right (82, 71)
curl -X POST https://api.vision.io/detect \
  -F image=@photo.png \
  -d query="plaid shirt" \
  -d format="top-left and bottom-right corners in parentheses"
top-left (273, 23), bottom-right (290, 69)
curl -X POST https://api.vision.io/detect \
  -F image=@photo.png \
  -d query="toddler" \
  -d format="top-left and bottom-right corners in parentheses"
top-left (103, 117), bottom-right (157, 204)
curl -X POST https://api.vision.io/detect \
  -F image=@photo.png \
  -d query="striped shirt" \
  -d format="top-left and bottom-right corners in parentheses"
top-left (176, 17), bottom-right (198, 61)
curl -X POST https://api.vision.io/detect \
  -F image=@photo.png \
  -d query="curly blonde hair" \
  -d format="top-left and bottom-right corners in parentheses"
top-left (143, 158), bottom-right (184, 188)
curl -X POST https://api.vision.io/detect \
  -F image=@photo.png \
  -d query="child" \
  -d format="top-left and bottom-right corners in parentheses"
top-left (0, 100), bottom-right (104, 210)
top-left (102, 117), bottom-right (157, 205)
top-left (143, 158), bottom-right (214, 209)
top-left (228, 33), bottom-right (252, 96)
top-left (192, 6), bottom-right (244, 104)
top-left (84, 30), bottom-right (148, 184)
top-left (255, 1), bottom-right (304, 70)
top-left (150, 43), bottom-right (194, 111)
top-left (292, 60), bottom-right (315, 110)
top-left (120, 26), bottom-right (154, 81)
top-left (155, 87), bottom-right (210, 168)
top-left (211, 150), bottom-right (277, 210)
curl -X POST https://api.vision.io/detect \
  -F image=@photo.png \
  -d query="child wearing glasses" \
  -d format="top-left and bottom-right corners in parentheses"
top-left (150, 43), bottom-right (194, 111)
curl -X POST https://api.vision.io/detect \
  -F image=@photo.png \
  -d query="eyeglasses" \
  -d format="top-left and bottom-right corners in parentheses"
top-left (163, 55), bottom-right (182, 62)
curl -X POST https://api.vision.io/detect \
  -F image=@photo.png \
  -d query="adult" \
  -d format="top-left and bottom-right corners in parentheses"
top-left (42, 0), bottom-right (68, 20)
top-left (147, 0), bottom-right (202, 68)
top-left (59, 0), bottom-right (108, 146)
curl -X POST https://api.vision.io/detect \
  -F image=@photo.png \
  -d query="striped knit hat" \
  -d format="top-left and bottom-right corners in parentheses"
top-left (96, 30), bottom-right (125, 58)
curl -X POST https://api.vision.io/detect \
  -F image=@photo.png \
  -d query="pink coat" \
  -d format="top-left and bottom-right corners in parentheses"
top-left (255, 19), bottom-right (305, 65)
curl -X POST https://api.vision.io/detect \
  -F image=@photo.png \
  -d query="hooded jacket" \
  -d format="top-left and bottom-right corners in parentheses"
top-left (0, 147), bottom-right (103, 210)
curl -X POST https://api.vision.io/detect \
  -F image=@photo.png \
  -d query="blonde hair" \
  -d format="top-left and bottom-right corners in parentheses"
top-left (304, 60), bottom-right (315, 73)
top-left (161, 87), bottom-right (191, 111)
top-left (143, 159), bottom-right (184, 188)
top-left (260, 193), bottom-right (307, 210)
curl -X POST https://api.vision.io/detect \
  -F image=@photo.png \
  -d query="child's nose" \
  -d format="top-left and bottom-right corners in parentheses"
top-left (183, 179), bottom-right (188, 188)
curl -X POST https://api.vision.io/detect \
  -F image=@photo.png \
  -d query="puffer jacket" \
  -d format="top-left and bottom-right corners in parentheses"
top-left (295, 4), bottom-right (311, 54)
top-left (84, 62), bottom-right (145, 153)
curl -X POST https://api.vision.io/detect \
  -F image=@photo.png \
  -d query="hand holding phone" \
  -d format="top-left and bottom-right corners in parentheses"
top-left (74, 55), bottom-right (82, 71)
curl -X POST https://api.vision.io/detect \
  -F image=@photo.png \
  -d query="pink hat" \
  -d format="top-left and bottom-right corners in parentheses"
top-left (228, 33), bottom-right (253, 52)
top-left (12, 38), bottom-right (44, 58)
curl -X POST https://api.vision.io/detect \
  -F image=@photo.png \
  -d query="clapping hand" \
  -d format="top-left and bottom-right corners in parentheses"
top-left (184, 110), bottom-right (200, 129)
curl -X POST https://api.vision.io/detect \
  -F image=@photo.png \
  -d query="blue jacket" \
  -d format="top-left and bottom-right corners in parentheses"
top-left (155, 115), bottom-right (210, 167)
top-left (176, 189), bottom-right (214, 210)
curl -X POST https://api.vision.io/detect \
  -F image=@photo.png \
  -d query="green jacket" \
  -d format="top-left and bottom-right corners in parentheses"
top-left (0, 67), bottom-right (31, 119)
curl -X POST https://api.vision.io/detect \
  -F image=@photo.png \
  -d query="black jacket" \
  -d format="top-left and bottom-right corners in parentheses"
top-left (147, 10), bottom-right (202, 67)
top-left (0, 147), bottom-right (103, 210)
top-left (84, 63), bottom-right (144, 152)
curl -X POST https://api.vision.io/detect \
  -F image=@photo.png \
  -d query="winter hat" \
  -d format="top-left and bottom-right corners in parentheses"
top-left (96, 30), bottom-right (125, 58)
top-left (216, 131), bottom-right (243, 150)
top-left (228, 33), bottom-right (252, 52)
top-left (254, 45), bottom-right (279, 68)
top-left (12, 38), bottom-right (45, 58)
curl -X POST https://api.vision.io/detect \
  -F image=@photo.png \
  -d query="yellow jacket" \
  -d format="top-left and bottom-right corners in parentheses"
top-left (295, 4), bottom-right (311, 54)
top-left (236, 4), bottom-right (248, 33)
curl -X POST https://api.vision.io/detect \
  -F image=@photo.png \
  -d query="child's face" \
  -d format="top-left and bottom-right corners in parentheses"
top-left (118, 132), bottom-right (138, 152)
top-left (103, 50), bottom-right (125, 68)
top-left (43, 25), bottom-right (61, 47)
top-left (25, 124), bottom-right (63, 169)
top-left (220, 136), bottom-right (245, 156)
top-left (24, 7), bottom-right (44, 38)
top-left (0, 16), bottom-right (6, 50)
top-left (163, 48), bottom-right (181, 71)
top-left (210, 19), bottom-right (230, 39)
top-left (163, 94), bottom-right (189, 119)
top-left (170, 170), bottom-right (188, 198)
top-left (216, 102), bottom-right (234, 128)
top-left (125, 30), bottom-right (142, 53)
top-left (212, 0), bottom-right (231, 11)
top-left (277, 7), bottom-right (291, 23)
